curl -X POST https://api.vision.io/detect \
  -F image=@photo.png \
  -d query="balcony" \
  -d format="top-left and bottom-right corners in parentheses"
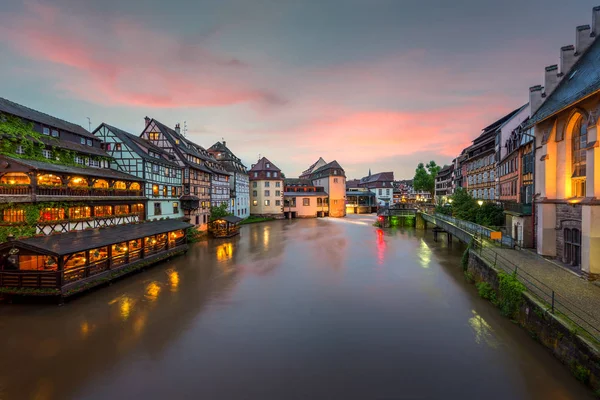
top-left (0, 185), bottom-right (31, 195)
top-left (503, 202), bottom-right (532, 216)
top-left (37, 186), bottom-right (143, 197)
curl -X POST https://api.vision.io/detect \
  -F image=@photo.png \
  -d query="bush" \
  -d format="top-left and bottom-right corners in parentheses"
top-left (476, 282), bottom-right (496, 302)
top-left (498, 272), bottom-right (526, 317)
top-left (571, 362), bottom-right (591, 384)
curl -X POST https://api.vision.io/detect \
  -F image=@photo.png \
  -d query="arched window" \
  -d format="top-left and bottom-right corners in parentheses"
top-left (490, 188), bottom-right (495, 199)
top-left (37, 174), bottom-right (62, 186)
top-left (572, 116), bottom-right (587, 197)
top-left (114, 181), bottom-right (126, 190)
top-left (68, 177), bottom-right (87, 187)
top-left (0, 173), bottom-right (30, 185)
top-left (483, 189), bottom-right (488, 199)
top-left (564, 228), bottom-right (581, 267)
top-left (130, 182), bottom-right (141, 191)
top-left (93, 179), bottom-right (109, 188)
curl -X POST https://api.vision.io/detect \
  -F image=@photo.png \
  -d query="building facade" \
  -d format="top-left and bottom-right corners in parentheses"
top-left (358, 171), bottom-right (394, 206)
top-left (0, 98), bottom-right (145, 240)
top-left (93, 123), bottom-right (184, 221)
top-left (435, 164), bottom-right (454, 201)
top-left (207, 141), bottom-right (250, 218)
top-left (249, 157), bottom-right (284, 217)
top-left (141, 119), bottom-right (212, 230)
top-left (306, 160), bottom-right (346, 217)
top-left (283, 179), bottom-right (329, 218)
top-left (531, 10), bottom-right (600, 276)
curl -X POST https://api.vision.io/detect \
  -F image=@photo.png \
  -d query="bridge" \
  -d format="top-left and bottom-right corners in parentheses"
top-left (420, 213), bottom-right (474, 245)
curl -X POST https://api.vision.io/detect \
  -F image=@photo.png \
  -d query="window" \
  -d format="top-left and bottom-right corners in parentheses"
top-left (51, 129), bottom-right (59, 137)
top-left (564, 228), bottom-right (581, 267)
top-left (173, 202), bottom-right (179, 214)
top-left (266, 171), bottom-right (271, 178)
top-left (148, 132), bottom-right (160, 141)
top-left (275, 200), bottom-right (281, 206)
top-left (254, 172), bottom-right (258, 178)
top-left (334, 178), bottom-right (338, 183)
top-left (252, 182), bottom-right (257, 188)
top-left (42, 149), bottom-right (52, 159)
top-left (165, 168), bottom-right (170, 177)
top-left (572, 116), bottom-right (587, 196)
top-left (273, 172), bottom-right (278, 177)
top-left (378, 189), bottom-right (382, 195)
top-left (15, 145), bottom-right (24, 155)
top-left (132, 203), bottom-right (144, 215)
top-left (163, 186), bottom-right (167, 197)
top-left (253, 200), bottom-right (258, 206)
top-left (264, 200), bottom-right (270, 206)
top-left (171, 186), bottom-right (176, 197)
top-left (115, 205), bottom-right (129, 215)
top-left (265, 182), bottom-right (270, 188)
top-left (275, 181), bottom-right (281, 188)
top-left (253, 190), bottom-right (257, 197)
top-left (94, 205), bottom-right (112, 217)
top-left (154, 203), bottom-right (162, 216)
top-left (317, 198), bottom-right (323, 206)
top-left (303, 198), bottom-right (310, 206)
top-left (3, 209), bottom-right (24, 223)
top-left (152, 164), bottom-right (159, 174)
top-left (87, 139), bottom-right (92, 146)
top-left (152, 185), bottom-right (159, 196)
top-left (43, 127), bottom-right (50, 135)
top-left (266, 163), bottom-right (270, 168)
top-left (80, 137), bottom-right (86, 145)
top-left (264, 190), bottom-right (270, 196)
top-left (386, 189), bottom-right (390, 195)
top-left (275, 190), bottom-right (281, 196)
top-left (39, 207), bottom-right (65, 221)
top-left (75, 156), bottom-right (84, 165)
top-left (89, 159), bottom-right (100, 168)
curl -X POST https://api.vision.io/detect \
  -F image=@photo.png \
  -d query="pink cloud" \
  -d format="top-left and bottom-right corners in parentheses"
top-left (0, 2), bottom-right (283, 108)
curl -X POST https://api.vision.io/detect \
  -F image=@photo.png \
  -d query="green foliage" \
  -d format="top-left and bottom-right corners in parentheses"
top-left (435, 204), bottom-right (452, 216)
top-left (448, 188), bottom-right (505, 228)
top-left (413, 161), bottom-right (441, 197)
top-left (476, 202), bottom-right (504, 228)
top-left (464, 270), bottom-right (474, 282)
top-left (210, 203), bottom-right (232, 221)
top-left (476, 282), bottom-right (497, 302)
top-left (570, 362), bottom-right (591, 384)
top-left (239, 216), bottom-right (275, 225)
top-left (186, 227), bottom-right (206, 243)
top-left (497, 272), bottom-right (526, 317)
top-left (461, 243), bottom-right (471, 271)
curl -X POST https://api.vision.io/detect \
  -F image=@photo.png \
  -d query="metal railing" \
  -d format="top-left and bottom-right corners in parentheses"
top-left (503, 202), bottom-right (532, 215)
top-left (433, 213), bottom-right (515, 248)
top-left (473, 237), bottom-right (600, 343)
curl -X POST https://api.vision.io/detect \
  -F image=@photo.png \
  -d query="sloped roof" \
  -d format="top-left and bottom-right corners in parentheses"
top-left (97, 124), bottom-right (180, 168)
top-left (529, 37), bottom-right (600, 126)
top-left (360, 171), bottom-right (394, 183)
top-left (0, 97), bottom-right (93, 138)
top-left (285, 178), bottom-right (313, 186)
top-left (207, 141), bottom-right (248, 174)
top-left (301, 157), bottom-right (327, 176)
top-left (312, 160), bottom-right (344, 175)
top-left (1, 155), bottom-right (142, 181)
top-left (0, 220), bottom-right (192, 256)
top-left (346, 179), bottom-right (361, 188)
top-left (477, 106), bottom-right (524, 140)
top-left (39, 136), bottom-right (108, 157)
top-left (249, 157), bottom-right (281, 172)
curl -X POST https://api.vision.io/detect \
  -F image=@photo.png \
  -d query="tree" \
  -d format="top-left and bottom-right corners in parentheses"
top-left (210, 203), bottom-right (232, 221)
top-left (413, 160), bottom-right (441, 198)
top-left (450, 188), bottom-right (477, 222)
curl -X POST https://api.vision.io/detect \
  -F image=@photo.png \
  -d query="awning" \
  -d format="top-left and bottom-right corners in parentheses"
top-left (0, 220), bottom-right (193, 256)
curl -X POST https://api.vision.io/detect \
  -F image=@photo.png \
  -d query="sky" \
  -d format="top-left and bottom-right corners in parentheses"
top-left (0, 0), bottom-right (598, 179)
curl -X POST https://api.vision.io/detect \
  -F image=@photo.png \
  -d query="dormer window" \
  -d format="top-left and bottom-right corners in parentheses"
top-left (80, 137), bottom-right (85, 145)
top-left (266, 163), bottom-right (270, 168)
top-left (148, 132), bottom-right (159, 141)
top-left (86, 139), bottom-right (92, 146)
top-left (43, 127), bottom-right (50, 135)
top-left (51, 129), bottom-right (59, 137)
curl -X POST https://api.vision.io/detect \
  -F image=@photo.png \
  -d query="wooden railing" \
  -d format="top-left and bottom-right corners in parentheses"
top-left (0, 270), bottom-right (60, 288)
top-left (37, 187), bottom-right (143, 197)
top-left (0, 186), bottom-right (31, 195)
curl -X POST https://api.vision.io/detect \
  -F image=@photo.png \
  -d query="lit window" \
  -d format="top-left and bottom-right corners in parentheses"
top-left (115, 205), bottom-right (130, 215)
top-left (39, 207), bottom-right (65, 221)
top-left (94, 205), bottom-right (112, 217)
top-left (152, 185), bottom-right (159, 196)
top-left (3, 209), bottom-right (25, 223)
top-left (572, 115), bottom-right (587, 197)
top-left (173, 202), bottom-right (179, 214)
top-left (148, 132), bottom-right (160, 141)
top-left (252, 200), bottom-right (258, 206)
top-left (68, 206), bottom-right (91, 219)
top-left (264, 200), bottom-right (270, 206)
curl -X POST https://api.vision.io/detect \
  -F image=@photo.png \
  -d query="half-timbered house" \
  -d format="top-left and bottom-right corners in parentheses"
top-left (207, 141), bottom-right (249, 218)
top-left (141, 118), bottom-right (212, 230)
top-left (93, 123), bottom-right (184, 221)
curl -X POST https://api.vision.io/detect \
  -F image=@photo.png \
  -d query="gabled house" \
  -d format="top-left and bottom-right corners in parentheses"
top-left (303, 159), bottom-right (347, 217)
top-left (93, 123), bottom-right (184, 221)
top-left (358, 171), bottom-right (394, 206)
top-left (249, 157), bottom-right (284, 218)
top-left (207, 141), bottom-right (250, 218)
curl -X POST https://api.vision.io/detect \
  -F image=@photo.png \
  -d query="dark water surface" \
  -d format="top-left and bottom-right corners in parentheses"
top-left (0, 215), bottom-right (593, 400)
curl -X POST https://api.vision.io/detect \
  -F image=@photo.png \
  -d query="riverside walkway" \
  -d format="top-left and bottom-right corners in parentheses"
top-left (423, 212), bottom-right (600, 342)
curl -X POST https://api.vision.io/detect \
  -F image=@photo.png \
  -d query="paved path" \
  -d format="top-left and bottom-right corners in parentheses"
top-left (476, 241), bottom-right (600, 340)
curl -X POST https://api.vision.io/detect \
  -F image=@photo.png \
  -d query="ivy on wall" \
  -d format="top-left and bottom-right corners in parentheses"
top-left (0, 112), bottom-right (109, 168)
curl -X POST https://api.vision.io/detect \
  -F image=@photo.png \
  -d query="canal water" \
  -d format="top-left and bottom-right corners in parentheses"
top-left (0, 215), bottom-right (593, 400)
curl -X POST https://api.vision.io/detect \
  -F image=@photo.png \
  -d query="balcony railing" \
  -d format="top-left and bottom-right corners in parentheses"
top-left (0, 185), bottom-right (32, 195)
top-left (503, 202), bottom-right (532, 215)
top-left (37, 186), bottom-right (143, 197)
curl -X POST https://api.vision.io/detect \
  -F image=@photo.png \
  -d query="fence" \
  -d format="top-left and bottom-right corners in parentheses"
top-left (434, 213), bottom-right (515, 248)
top-left (473, 238), bottom-right (600, 343)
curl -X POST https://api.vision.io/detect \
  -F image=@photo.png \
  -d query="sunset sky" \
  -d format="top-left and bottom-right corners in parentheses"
top-left (0, 0), bottom-right (598, 179)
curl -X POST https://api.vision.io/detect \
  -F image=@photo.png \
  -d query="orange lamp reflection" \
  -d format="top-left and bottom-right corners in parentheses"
top-left (217, 243), bottom-right (233, 261)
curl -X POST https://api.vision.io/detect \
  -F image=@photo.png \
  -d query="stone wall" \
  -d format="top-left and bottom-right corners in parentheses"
top-left (467, 251), bottom-right (600, 390)
top-left (556, 203), bottom-right (582, 263)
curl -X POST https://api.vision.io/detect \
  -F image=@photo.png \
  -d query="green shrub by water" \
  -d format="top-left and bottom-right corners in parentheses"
top-left (476, 282), bottom-right (496, 302)
top-left (498, 272), bottom-right (526, 317)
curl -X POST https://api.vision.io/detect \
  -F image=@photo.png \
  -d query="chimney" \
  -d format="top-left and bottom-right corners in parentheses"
top-left (175, 123), bottom-right (180, 134)
top-left (544, 65), bottom-right (559, 96)
top-left (576, 25), bottom-right (593, 54)
top-left (223, 140), bottom-right (226, 147)
top-left (144, 116), bottom-right (150, 127)
top-left (529, 85), bottom-right (544, 115)
top-left (593, 6), bottom-right (600, 37)
top-left (560, 45), bottom-right (576, 75)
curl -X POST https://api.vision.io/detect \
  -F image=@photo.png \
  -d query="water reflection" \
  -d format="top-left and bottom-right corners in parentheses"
top-left (468, 310), bottom-right (499, 348)
top-left (216, 242), bottom-right (233, 262)
top-left (168, 270), bottom-right (179, 291)
top-left (418, 238), bottom-right (432, 269)
top-left (145, 282), bottom-right (161, 301)
top-left (376, 229), bottom-right (386, 265)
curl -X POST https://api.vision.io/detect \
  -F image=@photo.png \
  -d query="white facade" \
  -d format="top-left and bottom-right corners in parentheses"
top-left (232, 171), bottom-right (250, 218)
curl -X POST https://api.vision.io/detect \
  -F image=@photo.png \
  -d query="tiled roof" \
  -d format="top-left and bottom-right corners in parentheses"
top-left (301, 157), bottom-right (327, 176)
top-left (529, 37), bottom-right (600, 126)
top-left (360, 171), bottom-right (394, 183)
top-left (2, 156), bottom-right (141, 181)
top-left (0, 97), bottom-right (93, 138)
top-left (97, 124), bottom-right (180, 168)
top-left (284, 178), bottom-right (313, 186)
top-left (40, 136), bottom-right (108, 157)
top-left (312, 160), bottom-right (344, 175)
top-left (249, 157), bottom-right (282, 173)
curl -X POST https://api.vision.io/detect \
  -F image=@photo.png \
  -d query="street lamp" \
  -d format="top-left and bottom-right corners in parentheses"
top-left (477, 200), bottom-right (484, 206)
top-left (448, 199), bottom-right (453, 204)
